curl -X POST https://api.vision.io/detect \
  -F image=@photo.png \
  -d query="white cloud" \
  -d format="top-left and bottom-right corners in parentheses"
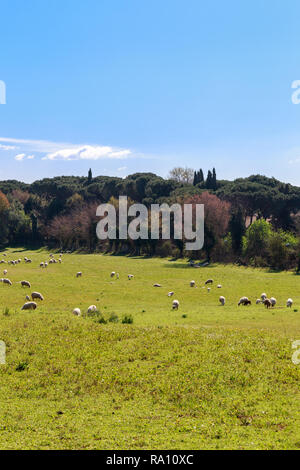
top-left (15, 153), bottom-right (26, 161)
top-left (27, 155), bottom-right (35, 159)
top-left (117, 166), bottom-right (127, 171)
top-left (0, 144), bottom-right (18, 150)
top-left (43, 145), bottom-right (131, 161)
top-left (0, 137), bottom-right (133, 161)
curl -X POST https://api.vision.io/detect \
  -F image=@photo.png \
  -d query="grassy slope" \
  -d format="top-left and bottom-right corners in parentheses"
top-left (0, 248), bottom-right (299, 449)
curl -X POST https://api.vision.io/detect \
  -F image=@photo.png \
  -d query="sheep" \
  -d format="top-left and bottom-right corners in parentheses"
top-left (217, 284), bottom-right (222, 288)
top-left (172, 299), bottom-right (180, 310)
top-left (219, 296), bottom-right (225, 306)
top-left (167, 291), bottom-right (174, 297)
top-left (18, 259), bottom-right (21, 263)
top-left (286, 298), bottom-right (293, 308)
top-left (73, 308), bottom-right (81, 316)
top-left (40, 262), bottom-right (44, 268)
top-left (110, 271), bottom-right (116, 278)
top-left (256, 299), bottom-right (261, 304)
top-left (58, 259), bottom-right (62, 264)
top-left (31, 292), bottom-right (44, 301)
top-left (25, 259), bottom-right (32, 263)
top-left (2, 278), bottom-right (12, 286)
top-left (3, 269), bottom-right (7, 275)
top-left (264, 298), bottom-right (272, 309)
top-left (261, 293), bottom-right (267, 301)
top-left (207, 287), bottom-right (211, 292)
top-left (205, 279), bottom-right (213, 285)
top-left (238, 296), bottom-right (250, 306)
top-left (190, 280), bottom-right (196, 287)
top-left (270, 297), bottom-right (277, 307)
top-left (44, 262), bottom-right (48, 267)
top-left (87, 305), bottom-right (97, 314)
top-left (153, 283), bottom-right (162, 287)
top-left (76, 272), bottom-right (82, 278)
top-left (21, 301), bottom-right (37, 311)
top-left (116, 273), bottom-right (119, 279)
top-left (128, 274), bottom-right (134, 280)
top-left (25, 295), bottom-right (30, 301)
top-left (21, 280), bottom-right (31, 288)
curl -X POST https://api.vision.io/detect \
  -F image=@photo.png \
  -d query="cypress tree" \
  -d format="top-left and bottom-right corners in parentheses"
top-left (88, 168), bottom-right (93, 184)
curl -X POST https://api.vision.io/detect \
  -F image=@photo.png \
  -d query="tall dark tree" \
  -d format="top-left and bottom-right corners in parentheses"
top-left (206, 170), bottom-right (213, 189)
top-left (212, 168), bottom-right (217, 190)
top-left (198, 169), bottom-right (204, 183)
top-left (193, 171), bottom-right (198, 186)
top-left (88, 168), bottom-right (93, 184)
top-left (229, 207), bottom-right (245, 254)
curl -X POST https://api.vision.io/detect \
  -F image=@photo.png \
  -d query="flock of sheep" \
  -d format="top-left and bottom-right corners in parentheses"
top-left (0, 252), bottom-right (295, 316)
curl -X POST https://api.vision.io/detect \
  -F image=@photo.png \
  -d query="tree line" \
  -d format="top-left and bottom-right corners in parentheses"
top-left (1, 167), bottom-right (300, 270)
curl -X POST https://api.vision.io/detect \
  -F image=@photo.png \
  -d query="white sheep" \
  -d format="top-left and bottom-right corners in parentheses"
top-left (172, 299), bottom-right (180, 310)
top-left (286, 298), bottom-right (293, 308)
top-left (261, 293), bottom-right (267, 301)
top-left (270, 297), bottom-right (277, 307)
top-left (128, 274), bottom-right (134, 280)
top-left (256, 299), bottom-right (261, 304)
top-left (3, 278), bottom-right (12, 286)
top-left (25, 295), bottom-right (30, 301)
top-left (40, 262), bottom-right (44, 268)
top-left (167, 291), bottom-right (174, 297)
top-left (153, 283), bottom-right (162, 287)
top-left (21, 301), bottom-right (37, 311)
top-left (190, 280), bottom-right (195, 287)
top-left (21, 280), bottom-right (31, 288)
top-left (207, 287), bottom-right (211, 292)
top-left (238, 296), bottom-right (250, 306)
top-left (110, 271), bottom-right (116, 278)
top-left (31, 292), bottom-right (44, 301)
top-left (219, 296), bottom-right (225, 306)
top-left (205, 279), bottom-right (213, 285)
top-left (3, 269), bottom-right (7, 275)
top-left (87, 305), bottom-right (97, 313)
top-left (217, 284), bottom-right (222, 288)
top-left (76, 272), bottom-right (82, 278)
top-left (73, 308), bottom-right (81, 316)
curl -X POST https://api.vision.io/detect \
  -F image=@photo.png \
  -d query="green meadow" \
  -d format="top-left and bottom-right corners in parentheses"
top-left (0, 248), bottom-right (299, 449)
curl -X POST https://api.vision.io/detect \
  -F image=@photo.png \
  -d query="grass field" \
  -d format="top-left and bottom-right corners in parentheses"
top-left (0, 248), bottom-right (299, 449)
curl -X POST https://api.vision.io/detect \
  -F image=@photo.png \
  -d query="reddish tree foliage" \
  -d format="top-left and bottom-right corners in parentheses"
top-left (0, 191), bottom-right (9, 214)
top-left (11, 189), bottom-right (30, 206)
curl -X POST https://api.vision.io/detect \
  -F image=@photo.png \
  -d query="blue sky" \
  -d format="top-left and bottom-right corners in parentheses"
top-left (1, 0), bottom-right (300, 184)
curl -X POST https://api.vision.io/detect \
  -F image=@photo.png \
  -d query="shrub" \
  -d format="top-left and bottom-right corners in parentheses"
top-left (122, 314), bottom-right (133, 324)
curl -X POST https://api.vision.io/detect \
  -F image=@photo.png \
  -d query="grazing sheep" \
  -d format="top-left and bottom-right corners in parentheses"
top-left (31, 292), bottom-right (44, 301)
top-left (58, 259), bottom-right (62, 264)
top-left (238, 296), bottom-right (250, 306)
top-left (256, 299), bottom-right (261, 304)
top-left (219, 296), bottom-right (225, 306)
top-left (261, 293), bottom-right (267, 301)
top-left (44, 262), bottom-right (48, 267)
top-left (87, 305), bottom-right (97, 313)
top-left (190, 280), bottom-right (196, 287)
top-left (286, 298), bottom-right (293, 308)
top-left (270, 297), bottom-right (277, 307)
top-left (40, 262), bottom-right (44, 268)
top-left (21, 280), bottom-right (31, 288)
top-left (207, 287), bottom-right (211, 292)
top-left (25, 259), bottom-right (32, 263)
top-left (205, 279), bottom-right (213, 285)
top-left (217, 284), bottom-right (222, 288)
top-left (264, 298), bottom-right (272, 309)
top-left (25, 295), bottom-right (30, 301)
top-left (76, 272), bottom-right (82, 278)
top-left (172, 299), bottom-right (180, 310)
top-left (21, 301), bottom-right (37, 311)
top-left (153, 283), bottom-right (162, 287)
top-left (3, 269), bottom-right (7, 275)
top-left (128, 274), bottom-right (134, 280)
top-left (167, 291), bottom-right (174, 297)
top-left (110, 271), bottom-right (116, 278)
top-left (2, 278), bottom-right (12, 286)
top-left (73, 308), bottom-right (81, 316)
